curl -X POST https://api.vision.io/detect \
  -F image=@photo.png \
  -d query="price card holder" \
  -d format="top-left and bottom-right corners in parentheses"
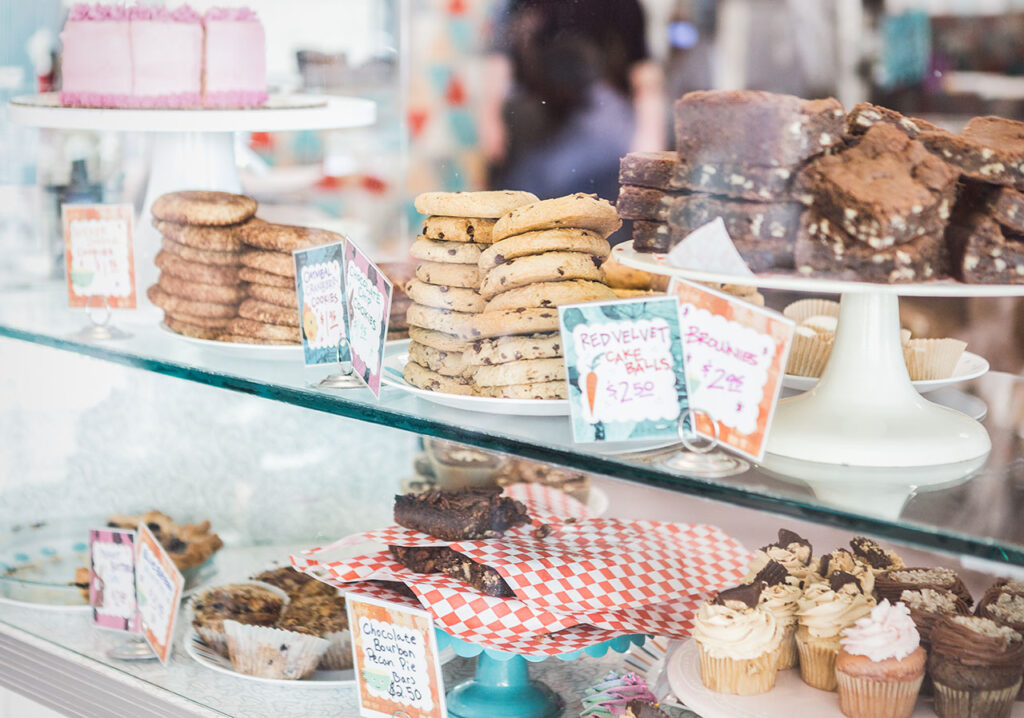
top-left (346, 593), bottom-right (448, 718)
top-left (89, 528), bottom-right (139, 634)
top-left (62, 203), bottom-right (136, 341)
top-left (343, 240), bottom-right (393, 398)
top-left (133, 522), bottom-right (184, 665)
top-left (669, 278), bottom-right (795, 461)
top-left (559, 296), bottom-right (690, 444)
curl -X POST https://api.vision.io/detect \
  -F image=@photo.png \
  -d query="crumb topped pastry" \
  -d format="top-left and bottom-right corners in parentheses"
top-left (876, 566), bottom-right (973, 607)
top-left (191, 583), bottom-right (286, 656)
top-left (252, 566), bottom-right (335, 600)
top-left (107, 510), bottom-right (222, 571)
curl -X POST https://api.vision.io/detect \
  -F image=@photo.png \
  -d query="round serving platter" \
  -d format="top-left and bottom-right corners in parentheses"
top-left (159, 323), bottom-right (303, 362)
top-left (782, 350), bottom-right (989, 394)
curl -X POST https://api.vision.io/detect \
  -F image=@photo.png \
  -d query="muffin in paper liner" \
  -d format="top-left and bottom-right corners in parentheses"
top-left (786, 327), bottom-right (834, 378)
top-left (903, 338), bottom-right (967, 381)
top-left (696, 641), bottom-right (779, 695)
top-left (319, 629), bottom-right (353, 670)
top-left (223, 619), bottom-right (329, 680)
top-left (796, 630), bottom-right (842, 691)
top-left (836, 669), bottom-right (924, 718)
top-left (932, 678), bottom-right (1021, 718)
top-left (784, 298), bottom-right (840, 324)
top-left (776, 622), bottom-right (798, 670)
top-left (190, 581), bottom-right (290, 657)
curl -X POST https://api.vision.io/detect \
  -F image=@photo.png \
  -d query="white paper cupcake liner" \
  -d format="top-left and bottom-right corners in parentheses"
top-left (223, 620), bottom-right (328, 680)
top-left (784, 298), bottom-right (840, 324)
top-left (837, 669), bottom-right (924, 718)
top-left (903, 338), bottom-right (967, 381)
top-left (189, 581), bottom-right (290, 658)
top-left (319, 629), bottom-right (353, 670)
top-left (786, 329), bottom-right (834, 378)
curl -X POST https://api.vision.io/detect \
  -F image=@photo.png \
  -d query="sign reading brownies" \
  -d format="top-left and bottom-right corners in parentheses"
top-left (294, 241), bottom-right (349, 366)
top-left (134, 522), bottom-right (184, 665)
top-left (669, 278), bottom-right (794, 460)
top-left (63, 203), bottom-right (137, 309)
top-left (344, 241), bottom-right (393, 397)
top-left (559, 296), bottom-right (689, 443)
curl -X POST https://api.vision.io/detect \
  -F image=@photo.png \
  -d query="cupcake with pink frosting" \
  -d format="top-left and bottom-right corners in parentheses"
top-left (836, 600), bottom-right (926, 718)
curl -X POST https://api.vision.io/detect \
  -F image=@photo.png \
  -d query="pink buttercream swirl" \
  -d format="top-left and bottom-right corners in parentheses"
top-left (204, 6), bottom-right (258, 21)
top-left (128, 4), bottom-right (202, 22)
top-left (69, 4), bottom-right (129, 21)
top-left (841, 599), bottom-right (920, 662)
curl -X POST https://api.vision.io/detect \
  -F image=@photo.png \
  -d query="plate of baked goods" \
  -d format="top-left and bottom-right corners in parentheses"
top-left (159, 323), bottom-right (303, 361)
top-left (784, 350), bottom-right (989, 394)
top-left (186, 630), bottom-right (355, 687)
top-left (381, 352), bottom-right (570, 416)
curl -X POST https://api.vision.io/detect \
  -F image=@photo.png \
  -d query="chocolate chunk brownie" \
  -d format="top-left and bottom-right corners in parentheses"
top-left (845, 102), bottom-right (943, 139)
top-left (672, 159), bottom-right (798, 201)
top-left (667, 194), bottom-right (804, 243)
top-left (636, 222), bottom-right (794, 270)
top-left (674, 90), bottom-right (845, 168)
top-left (946, 211), bottom-right (1024, 284)
top-left (919, 116), bottom-right (1024, 189)
top-left (632, 220), bottom-right (670, 252)
top-left (977, 183), bottom-right (1024, 234)
top-left (796, 212), bottom-right (949, 283)
top-left (389, 545), bottom-right (514, 598)
top-left (393, 487), bottom-right (531, 540)
top-left (617, 186), bottom-right (680, 222)
top-left (619, 151), bottom-right (681, 190)
top-left (798, 124), bottom-right (958, 249)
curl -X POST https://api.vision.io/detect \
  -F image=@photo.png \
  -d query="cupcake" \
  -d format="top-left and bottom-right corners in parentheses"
top-left (277, 594), bottom-right (352, 670)
top-left (580, 671), bottom-right (666, 717)
top-left (693, 582), bottom-right (782, 695)
top-left (975, 592), bottom-right (1024, 698)
top-left (252, 566), bottom-right (336, 600)
top-left (929, 615), bottom-right (1024, 718)
top-left (903, 338), bottom-right (967, 381)
top-left (754, 560), bottom-right (802, 669)
top-left (745, 528), bottom-right (814, 585)
top-left (191, 583), bottom-right (287, 656)
top-left (875, 567), bottom-right (973, 607)
top-left (836, 600), bottom-right (926, 718)
top-left (812, 548), bottom-right (876, 596)
top-left (977, 579), bottom-right (1024, 615)
top-left (223, 619), bottom-right (329, 680)
top-left (900, 588), bottom-right (972, 697)
top-left (849, 537), bottom-right (905, 575)
top-left (796, 571), bottom-right (876, 691)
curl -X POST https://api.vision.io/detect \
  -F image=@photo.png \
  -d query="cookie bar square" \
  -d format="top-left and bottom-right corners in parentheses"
top-left (619, 151), bottom-right (681, 190)
top-left (674, 90), bottom-right (845, 168)
top-left (632, 220), bottom-right (670, 253)
top-left (617, 185), bottom-right (681, 222)
top-left (946, 211), bottom-right (1024, 284)
top-left (972, 182), bottom-right (1024, 234)
top-left (393, 487), bottom-right (531, 540)
top-left (667, 195), bottom-right (804, 243)
top-left (919, 116), bottom-right (1024, 190)
top-left (672, 159), bottom-right (798, 201)
top-left (845, 102), bottom-right (942, 139)
top-left (798, 124), bottom-right (958, 249)
top-left (389, 545), bottom-right (514, 598)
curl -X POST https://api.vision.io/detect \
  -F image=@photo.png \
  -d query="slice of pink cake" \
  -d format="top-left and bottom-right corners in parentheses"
top-left (59, 4), bottom-right (134, 107)
top-left (203, 7), bottom-right (268, 108)
top-left (129, 5), bottom-right (203, 108)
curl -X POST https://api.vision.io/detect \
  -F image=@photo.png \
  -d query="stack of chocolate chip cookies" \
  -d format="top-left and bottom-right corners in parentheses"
top-left (403, 191), bottom-right (539, 396)
top-left (234, 221), bottom-right (342, 345)
top-left (379, 262), bottom-right (416, 341)
top-left (468, 193), bottom-right (620, 399)
top-left (147, 190), bottom-right (256, 339)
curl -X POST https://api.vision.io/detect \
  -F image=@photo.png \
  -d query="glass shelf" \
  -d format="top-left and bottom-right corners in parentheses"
top-left (3, 282), bottom-right (1024, 568)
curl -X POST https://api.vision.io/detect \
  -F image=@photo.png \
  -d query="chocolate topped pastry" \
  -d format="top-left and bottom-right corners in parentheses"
top-left (816, 548), bottom-right (875, 595)
top-left (252, 566), bottom-right (335, 600)
top-left (829, 570), bottom-right (863, 593)
top-left (752, 560), bottom-right (789, 587)
top-left (277, 595), bottom-right (348, 637)
top-left (393, 487), bottom-right (531, 541)
top-left (745, 528), bottom-right (814, 584)
top-left (978, 593), bottom-right (1024, 633)
top-left (712, 582), bottom-right (764, 609)
top-left (901, 588), bottom-right (972, 646)
top-left (876, 567), bottom-right (973, 607)
top-left (978, 579), bottom-right (1024, 614)
top-left (849, 536), bottom-right (905, 572)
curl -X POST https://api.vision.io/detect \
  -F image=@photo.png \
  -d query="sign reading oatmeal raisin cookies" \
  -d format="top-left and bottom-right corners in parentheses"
top-left (559, 296), bottom-right (689, 443)
top-left (134, 522), bottom-right (184, 665)
top-left (89, 528), bottom-right (139, 633)
top-left (294, 241), bottom-right (350, 366)
top-left (346, 592), bottom-right (447, 718)
top-left (344, 241), bottom-right (393, 398)
top-left (63, 203), bottom-right (137, 309)
top-left (669, 278), bottom-right (794, 460)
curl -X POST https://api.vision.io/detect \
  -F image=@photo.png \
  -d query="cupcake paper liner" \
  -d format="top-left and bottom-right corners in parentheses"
top-left (796, 631), bottom-right (841, 691)
top-left (776, 623), bottom-right (799, 670)
top-left (787, 330), bottom-right (834, 378)
top-left (190, 581), bottom-right (291, 658)
top-left (836, 669), bottom-right (924, 718)
top-left (784, 298), bottom-right (840, 324)
top-left (319, 628), bottom-right (353, 671)
top-left (932, 678), bottom-right (1021, 718)
top-left (697, 641), bottom-right (779, 695)
top-left (903, 338), bottom-right (967, 381)
top-left (196, 625), bottom-right (230, 657)
top-left (223, 620), bottom-right (329, 680)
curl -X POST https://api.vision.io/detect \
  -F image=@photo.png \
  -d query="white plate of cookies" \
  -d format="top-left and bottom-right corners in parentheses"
top-left (160, 323), bottom-right (303, 361)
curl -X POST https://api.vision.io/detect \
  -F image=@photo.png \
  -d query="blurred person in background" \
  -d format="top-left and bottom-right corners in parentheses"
top-left (480, 0), bottom-right (666, 204)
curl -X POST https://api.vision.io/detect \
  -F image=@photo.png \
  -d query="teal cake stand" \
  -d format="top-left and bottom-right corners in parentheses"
top-left (434, 630), bottom-right (646, 718)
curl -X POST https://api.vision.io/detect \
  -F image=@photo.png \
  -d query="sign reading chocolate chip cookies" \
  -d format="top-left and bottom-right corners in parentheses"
top-left (63, 203), bottom-right (137, 309)
top-left (344, 241), bottom-right (393, 397)
top-left (669, 278), bottom-right (794, 461)
top-left (559, 296), bottom-right (689, 443)
top-left (293, 241), bottom-right (349, 366)
top-left (346, 592), bottom-right (447, 718)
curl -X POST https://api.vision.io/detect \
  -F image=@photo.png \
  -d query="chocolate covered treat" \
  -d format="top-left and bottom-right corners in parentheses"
top-left (798, 124), bottom-right (958, 249)
top-left (393, 487), bottom-right (531, 541)
top-left (920, 116), bottom-right (1024, 190)
top-left (668, 194), bottom-right (804, 243)
top-left (876, 567), bottom-right (973, 606)
top-left (947, 211), bottom-right (1024, 284)
top-left (619, 151), bottom-right (681, 190)
top-left (978, 579), bottom-right (1024, 614)
top-left (745, 528), bottom-right (814, 583)
top-left (672, 158), bottom-right (799, 202)
top-left (815, 548), bottom-right (876, 595)
top-left (849, 536), bottom-right (905, 573)
top-left (674, 90), bottom-right (845, 168)
top-left (389, 545), bottom-right (514, 598)
top-left (901, 588), bottom-right (972, 647)
top-left (845, 102), bottom-right (943, 139)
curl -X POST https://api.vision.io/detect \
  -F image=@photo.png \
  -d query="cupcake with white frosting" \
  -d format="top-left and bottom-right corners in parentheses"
top-left (796, 571), bottom-right (876, 691)
top-left (745, 528), bottom-right (814, 585)
top-left (755, 560), bottom-right (803, 669)
top-left (811, 548), bottom-right (876, 596)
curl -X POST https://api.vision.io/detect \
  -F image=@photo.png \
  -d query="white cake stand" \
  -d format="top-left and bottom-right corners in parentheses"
top-left (614, 241), bottom-right (1024, 517)
top-left (9, 93), bottom-right (376, 298)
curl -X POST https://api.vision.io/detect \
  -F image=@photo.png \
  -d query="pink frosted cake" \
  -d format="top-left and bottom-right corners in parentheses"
top-left (203, 7), bottom-right (268, 108)
top-left (59, 3), bottom-right (266, 109)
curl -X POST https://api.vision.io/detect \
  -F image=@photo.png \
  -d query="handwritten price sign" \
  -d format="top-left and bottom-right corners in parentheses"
top-left (63, 203), bottom-right (136, 308)
top-left (294, 241), bottom-right (349, 366)
top-left (134, 522), bottom-right (184, 665)
top-left (344, 240), bottom-right (393, 398)
top-left (346, 592), bottom-right (447, 718)
top-left (669, 279), bottom-right (794, 460)
top-left (560, 297), bottom-right (689, 443)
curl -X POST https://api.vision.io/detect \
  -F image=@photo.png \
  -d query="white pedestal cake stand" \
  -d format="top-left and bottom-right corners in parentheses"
top-left (8, 93), bottom-right (376, 301)
top-left (613, 241), bottom-right (1024, 518)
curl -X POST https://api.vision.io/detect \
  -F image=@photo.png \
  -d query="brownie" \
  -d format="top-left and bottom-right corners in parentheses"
top-left (674, 90), bottom-right (845, 168)
top-left (946, 211), bottom-right (1024, 284)
top-left (632, 220), bottom-right (670, 252)
top-left (617, 185), bottom-right (678, 222)
top-left (277, 594), bottom-right (348, 636)
top-left (798, 124), bottom-right (959, 249)
top-left (619, 151), bottom-right (680, 190)
top-left (919, 116), bottom-right (1024, 190)
top-left (393, 487), bottom-right (531, 541)
top-left (252, 566), bottom-right (336, 600)
top-left (389, 545), bottom-right (514, 598)
top-left (667, 194), bottom-right (804, 243)
top-left (796, 212), bottom-right (949, 283)
top-left (845, 102), bottom-right (943, 139)
top-left (979, 184), bottom-right (1024, 234)
top-left (672, 158), bottom-right (798, 201)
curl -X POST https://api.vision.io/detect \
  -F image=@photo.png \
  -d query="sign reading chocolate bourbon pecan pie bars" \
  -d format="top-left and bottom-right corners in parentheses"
top-left (559, 296), bottom-right (689, 443)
